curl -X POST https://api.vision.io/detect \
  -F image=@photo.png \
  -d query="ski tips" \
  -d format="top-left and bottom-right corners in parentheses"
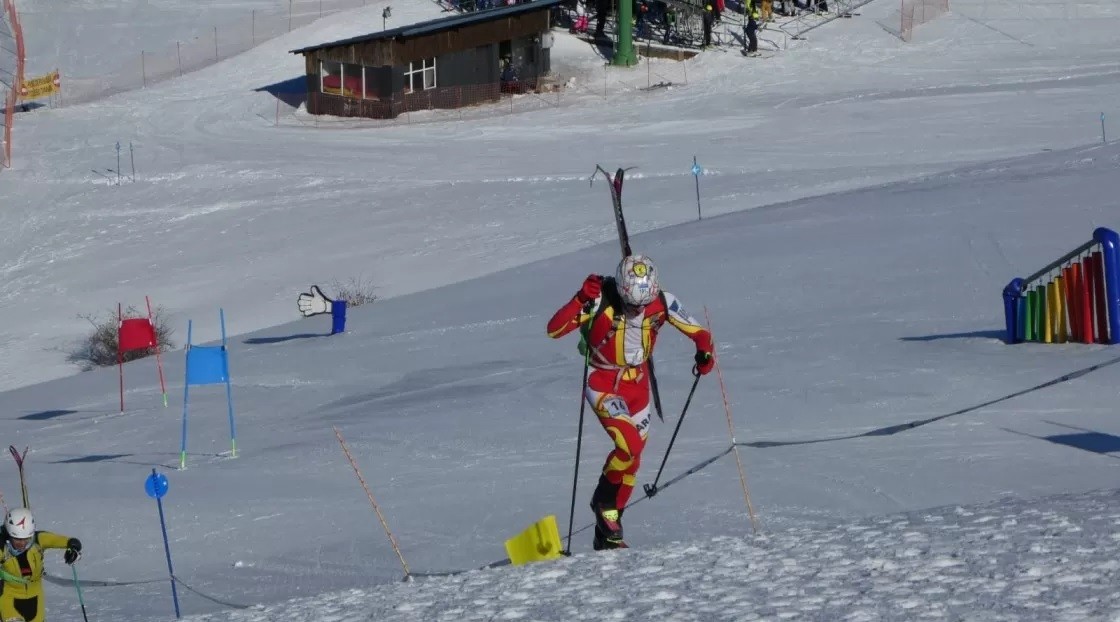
top-left (590, 164), bottom-right (637, 184)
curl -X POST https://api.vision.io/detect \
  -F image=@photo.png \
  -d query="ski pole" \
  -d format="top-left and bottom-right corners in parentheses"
top-left (563, 304), bottom-right (594, 555)
top-left (647, 357), bottom-right (666, 423)
top-left (644, 368), bottom-right (702, 498)
top-left (71, 565), bottom-right (90, 622)
top-left (705, 307), bottom-right (759, 533)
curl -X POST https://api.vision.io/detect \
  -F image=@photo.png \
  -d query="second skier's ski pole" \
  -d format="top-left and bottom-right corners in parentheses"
top-left (72, 565), bottom-right (90, 622)
top-left (644, 368), bottom-right (702, 498)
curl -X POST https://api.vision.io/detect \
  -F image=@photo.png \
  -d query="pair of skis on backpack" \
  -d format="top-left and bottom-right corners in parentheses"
top-left (9, 445), bottom-right (30, 508)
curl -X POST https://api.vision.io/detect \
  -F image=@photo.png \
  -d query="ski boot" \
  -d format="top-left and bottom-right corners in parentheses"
top-left (592, 506), bottom-right (627, 551)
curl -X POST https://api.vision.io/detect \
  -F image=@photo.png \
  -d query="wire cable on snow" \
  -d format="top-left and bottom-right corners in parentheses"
top-left (172, 574), bottom-right (252, 609)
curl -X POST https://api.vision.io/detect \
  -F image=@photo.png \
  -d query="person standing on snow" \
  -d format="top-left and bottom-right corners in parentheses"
top-left (744, 0), bottom-right (761, 55)
top-left (0, 508), bottom-right (82, 622)
top-left (547, 254), bottom-right (715, 550)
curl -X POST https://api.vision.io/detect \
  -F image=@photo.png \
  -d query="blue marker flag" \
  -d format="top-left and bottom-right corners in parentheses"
top-left (146, 468), bottom-right (181, 618)
top-left (145, 471), bottom-right (169, 499)
top-left (691, 156), bottom-right (703, 220)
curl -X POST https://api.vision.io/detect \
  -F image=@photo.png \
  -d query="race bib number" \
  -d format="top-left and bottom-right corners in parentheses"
top-left (598, 396), bottom-right (652, 440)
top-left (601, 396), bottom-right (628, 418)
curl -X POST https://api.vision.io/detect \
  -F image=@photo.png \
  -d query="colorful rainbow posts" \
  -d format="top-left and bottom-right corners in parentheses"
top-left (1003, 227), bottom-right (1120, 345)
top-left (180, 309), bottom-right (237, 470)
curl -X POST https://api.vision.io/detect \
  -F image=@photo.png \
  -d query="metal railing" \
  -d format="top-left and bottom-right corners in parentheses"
top-left (777, 0), bottom-right (876, 40)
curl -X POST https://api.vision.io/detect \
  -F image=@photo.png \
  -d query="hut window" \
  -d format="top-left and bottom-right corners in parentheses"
top-left (362, 66), bottom-right (384, 100)
top-left (340, 63), bottom-right (362, 97)
top-left (404, 58), bottom-right (437, 93)
top-left (320, 61), bottom-right (362, 97)
top-left (320, 61), bottom-right (344, 95)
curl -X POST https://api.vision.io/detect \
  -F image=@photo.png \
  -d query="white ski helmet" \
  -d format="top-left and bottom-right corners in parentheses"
top-left (5, 508), bottom-right (34, 539)
top-left (616, 254), bottom-right (660, 307)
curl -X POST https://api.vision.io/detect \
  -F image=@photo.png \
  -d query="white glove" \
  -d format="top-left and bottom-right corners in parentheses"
top-left (297, 285), bottom-right (334, 317)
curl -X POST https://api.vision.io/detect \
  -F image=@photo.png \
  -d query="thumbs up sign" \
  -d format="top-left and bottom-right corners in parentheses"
top-left (297, 285), bottom-right (334, 317)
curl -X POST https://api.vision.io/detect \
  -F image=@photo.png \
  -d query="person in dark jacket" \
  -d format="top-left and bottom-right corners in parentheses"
top-left (702, 4), bottom-right (714, 47)
top-left (744, 0), bottom-right (761, 54)
top-left (594, 0), bottom-right (611, 38)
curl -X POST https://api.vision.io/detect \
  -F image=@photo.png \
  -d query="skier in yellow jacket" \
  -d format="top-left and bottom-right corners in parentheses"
top-left (0, 508), bottom-right (82, 622)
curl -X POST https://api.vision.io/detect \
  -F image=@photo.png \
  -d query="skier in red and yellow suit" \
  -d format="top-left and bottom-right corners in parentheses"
top-left (1, 508), bottom-right (82, 622)
top-left (547, 254), bottom-right (714, 550)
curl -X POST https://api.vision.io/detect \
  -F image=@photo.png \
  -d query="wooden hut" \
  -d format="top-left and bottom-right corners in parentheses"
top-left (290, 0), bottom-right (563, 119)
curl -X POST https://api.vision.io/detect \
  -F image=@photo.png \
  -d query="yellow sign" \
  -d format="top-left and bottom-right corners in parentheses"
top-left (20, 70), bottom-right (60, 100)
top-left (504, 515), bottom-right (563, 565)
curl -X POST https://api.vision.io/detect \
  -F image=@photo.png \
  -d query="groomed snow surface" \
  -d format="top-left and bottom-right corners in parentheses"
top-left (196, 490), bottom-right (1120, 622)
top-left (2, 0), bottom-right (1120, 619)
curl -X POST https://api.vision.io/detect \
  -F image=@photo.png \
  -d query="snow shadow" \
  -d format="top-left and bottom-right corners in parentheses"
top-left (19, 409), bottom-right (78, 420)
top-left (742, 354), bottom-right (1120, 449)
top-left (254, 76), bottom-right (307, 109)
top-left (50, 453), bottom-right (133, 464)
top-left (1005, 421), bottom-right (1120, 458)
top-left (5, 101), bottom-right (47, 114)
top-left (899, 329), bottom-right (1005, 342)
top-left (1046, 431), bottom-right (1120, 455)
top-left (243, 333), bottom-right (325, 345)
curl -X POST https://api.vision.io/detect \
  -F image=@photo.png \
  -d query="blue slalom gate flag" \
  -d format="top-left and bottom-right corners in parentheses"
top-left (145, 469), bottom-right (181, 619)
top-left (181, 309), bottom-right (237, 470)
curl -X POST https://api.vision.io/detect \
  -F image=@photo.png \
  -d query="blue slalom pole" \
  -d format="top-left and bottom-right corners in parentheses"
top-left (146, 469), bottom-right (181, 619)
top-left (331, 300), bottom-right (348, 335)
top-left (221, 308), bottom-right (237, 458)
top-left (691, 156), bottom-right (703, 221)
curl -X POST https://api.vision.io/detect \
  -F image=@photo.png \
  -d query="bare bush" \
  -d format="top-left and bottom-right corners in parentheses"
top-left (329, 276), bottom-right (378, 308)
top-left (68, 305), bottom-right (175, 370)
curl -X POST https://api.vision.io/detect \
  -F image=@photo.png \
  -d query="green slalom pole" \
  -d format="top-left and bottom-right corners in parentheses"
top-left (1025, 290), bottom-right (1037, 341)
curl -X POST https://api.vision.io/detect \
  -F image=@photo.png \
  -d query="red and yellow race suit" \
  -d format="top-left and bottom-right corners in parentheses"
top-left (547, 286), bottom-right (713, 510)
top-left (1, 531), bottom-right (72, 622)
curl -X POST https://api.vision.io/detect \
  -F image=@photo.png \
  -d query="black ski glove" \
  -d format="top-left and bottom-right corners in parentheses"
top-left (695, 350), bottom-right (714, 375)
top-left (64, 538), bottom-right (82, 565)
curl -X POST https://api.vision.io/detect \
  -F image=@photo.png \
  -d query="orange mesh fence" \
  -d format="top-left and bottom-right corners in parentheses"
top-left (879, 0), bottom-right (949, 41)
top-left (1, 0), bottom-right (22, 168)
top-left (2, 87), bottom-right (11, 168)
